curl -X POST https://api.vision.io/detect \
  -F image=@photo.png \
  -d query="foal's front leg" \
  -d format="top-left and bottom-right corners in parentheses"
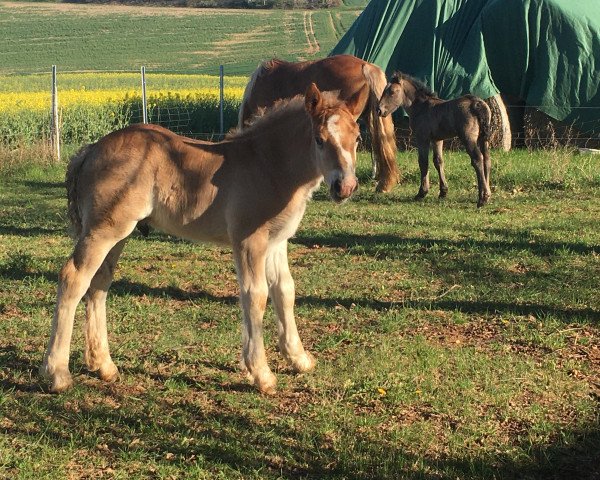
top-left (266, 240), bottom-right (315, 373)
top-left (234, 237), bottom-right (277, 394)
top-left (415, 141), bottom-right (430, 200)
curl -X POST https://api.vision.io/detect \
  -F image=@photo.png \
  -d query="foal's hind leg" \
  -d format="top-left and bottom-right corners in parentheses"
top-left (83, 239), bottom-right (127, 383)
top-left (464, 139), bottom-right (491, 207)
top-left (41, 228), bottom-right (134, 393)
top-left (481, 138), bottom-right (492, 194)
top-left (266, 240), bottom-right (315, 374)
top-left (432, 140), bottom-right (449, 198)
top-left (415, 142), bottom-right (430, 200)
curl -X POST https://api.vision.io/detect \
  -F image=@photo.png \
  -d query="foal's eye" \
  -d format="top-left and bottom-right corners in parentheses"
top-left (315, 137), bottom-right (324, 147)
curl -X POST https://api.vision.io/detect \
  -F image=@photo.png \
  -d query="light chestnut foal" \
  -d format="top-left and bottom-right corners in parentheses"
top-left (40, 84), bottom-right (360, 395)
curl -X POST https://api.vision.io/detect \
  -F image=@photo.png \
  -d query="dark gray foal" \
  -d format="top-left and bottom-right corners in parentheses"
top-left (378, 72), bottom-right (492, 207)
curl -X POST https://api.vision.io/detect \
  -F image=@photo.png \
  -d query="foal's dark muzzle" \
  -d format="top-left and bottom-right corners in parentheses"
top-left (376, 106), bottom-right (390, 117)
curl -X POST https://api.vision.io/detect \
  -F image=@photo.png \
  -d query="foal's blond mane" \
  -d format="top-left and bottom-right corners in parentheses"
top-left (228, 91), bottom-right (345, 142)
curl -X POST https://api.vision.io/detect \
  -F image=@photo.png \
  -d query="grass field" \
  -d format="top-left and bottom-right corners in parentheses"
top-left (0, 1), bottom-right (362, 75)
top-left (0, 147), bottom-right (599, 479)
top-left (0, 1), bottom-right (363, 144)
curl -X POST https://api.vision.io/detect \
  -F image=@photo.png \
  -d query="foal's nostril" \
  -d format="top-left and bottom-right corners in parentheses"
top-left (376, 106), bottom-right (382, 116)
top-left (333, 179), bottom-right (342, 195)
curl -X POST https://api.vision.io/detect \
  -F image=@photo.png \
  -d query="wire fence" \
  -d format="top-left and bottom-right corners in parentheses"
top-left (393, 101), bottom-right (600, 151)
top-left (0, 66), bottom-right (246, 155)
top-left (1, 66), bottom-right (599, 154)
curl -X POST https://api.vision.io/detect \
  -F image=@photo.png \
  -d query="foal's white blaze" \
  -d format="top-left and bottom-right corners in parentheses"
top-left (326, 114), bottom-right (355, 186)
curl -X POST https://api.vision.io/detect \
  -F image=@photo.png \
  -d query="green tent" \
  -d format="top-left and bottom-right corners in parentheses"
top-left (332, 0), bottom-right (600, 135)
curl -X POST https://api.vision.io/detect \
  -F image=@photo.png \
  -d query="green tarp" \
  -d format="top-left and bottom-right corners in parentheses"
top-left (331, 0), bottom-right (600, 134)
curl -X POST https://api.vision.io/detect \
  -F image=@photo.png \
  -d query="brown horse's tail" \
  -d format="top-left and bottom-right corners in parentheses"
top-left (238, 61), bottom-right (270, 130)
top-left (362, 63), bottom-right (399, 192)
top-left (65, 144), bottom-right (93, 239)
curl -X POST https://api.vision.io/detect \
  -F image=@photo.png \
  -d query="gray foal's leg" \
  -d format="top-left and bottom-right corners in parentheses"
top-left (415, 142), bottom-right (430, 200)
top-left (464, 139), bottom-right (490, 207)
top-left (432, 140), bottom-right (448, 198)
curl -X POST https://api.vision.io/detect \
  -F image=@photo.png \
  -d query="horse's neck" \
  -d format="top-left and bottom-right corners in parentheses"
top-left (401, 82), bottom-right (419, 113)
top-left (406, 89), bottom-right (441, 116)
top-left (243, 111), bottom-right (321, 191)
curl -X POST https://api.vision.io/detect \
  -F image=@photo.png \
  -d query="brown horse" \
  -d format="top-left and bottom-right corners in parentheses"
top-left (40, 84), bottom-right (360, 395)
top-left (238, 54), bottom-right (399, 192)
top-left (377, 72), bottom-right (492, 207)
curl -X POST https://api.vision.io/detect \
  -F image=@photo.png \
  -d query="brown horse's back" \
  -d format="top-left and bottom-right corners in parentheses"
top-left (240, 55), bottom-right (370, 125)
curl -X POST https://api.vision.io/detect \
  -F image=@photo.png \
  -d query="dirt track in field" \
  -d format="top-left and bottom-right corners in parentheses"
top-left (303, 11), bottom-right (320, 54)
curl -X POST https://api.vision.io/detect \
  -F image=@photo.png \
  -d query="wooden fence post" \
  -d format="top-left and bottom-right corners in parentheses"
top-left (141, 66), bottom-right (148, 124)
top-left (50, 65), bottom-right (60, 160)
top-left (219, 65), bottom-right (224, 138)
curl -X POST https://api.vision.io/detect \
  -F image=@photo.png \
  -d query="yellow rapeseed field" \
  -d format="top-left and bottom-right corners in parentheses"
top-left (0, 73), bottom-right (247, 145)
top-left (0, 88), bottom-right (245, 112)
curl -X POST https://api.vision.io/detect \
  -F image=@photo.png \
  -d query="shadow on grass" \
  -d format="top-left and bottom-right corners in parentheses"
top-left (292, 232), bottom-right (599, 256)
top-left (301, 296), bottom-right (600, 323)
top-left (1, 266), bottom-right (597, 323)
top-left (0, 225), bottom-right (65, 237)
top-left (19, 180), bottom-right (65, 192)
top-left (1, 340), bottom-right (599, 479)
top-left (0, 345), bottom-right (44, 393)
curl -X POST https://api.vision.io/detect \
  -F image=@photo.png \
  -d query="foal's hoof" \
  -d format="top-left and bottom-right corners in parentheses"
top-left (414, 191), bottom-right (428, 201)
top-left (254, 372), bottom-right (277, 396)
top-left (40, 365), bottom-right (73, 393)
top-left (98, 361), bottom-right (119, 383)
top-left (291, 352), bottom-right (316, 373)
top-left (477, 196), bottom-right (490, 208)
top-left (439, 189), bottom-right (448, 199)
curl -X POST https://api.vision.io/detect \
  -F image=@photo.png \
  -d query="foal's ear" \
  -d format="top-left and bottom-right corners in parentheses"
top-left (305, 83), bottom-right (323, 116)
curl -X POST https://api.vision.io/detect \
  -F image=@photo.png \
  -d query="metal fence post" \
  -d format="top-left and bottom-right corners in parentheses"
top-left (141, 66), bottom-right (148, 124)
top-left (219, 65), bottom-right (224, 138)
top-left (50, 65), bottom-right (60, 160)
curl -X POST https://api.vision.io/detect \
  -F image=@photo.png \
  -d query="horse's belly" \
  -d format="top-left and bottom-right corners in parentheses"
top-left (148, 209), bottom-right (230, 245)
top-left (431, 122), bottom-right (456, 140)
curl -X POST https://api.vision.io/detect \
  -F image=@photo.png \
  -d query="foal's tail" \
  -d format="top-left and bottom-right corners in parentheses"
top-left (362, 62), bottom-right (399, 192)
top-left (472, 99), bottom-right (492, 145)
top-left (65, 144), bottom-right (93, 239)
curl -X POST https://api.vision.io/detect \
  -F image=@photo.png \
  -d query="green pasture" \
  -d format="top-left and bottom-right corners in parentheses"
top-left (0, 2), bottom-right (361, 75)
top-left (0, 147), bottom-right (599, 479)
